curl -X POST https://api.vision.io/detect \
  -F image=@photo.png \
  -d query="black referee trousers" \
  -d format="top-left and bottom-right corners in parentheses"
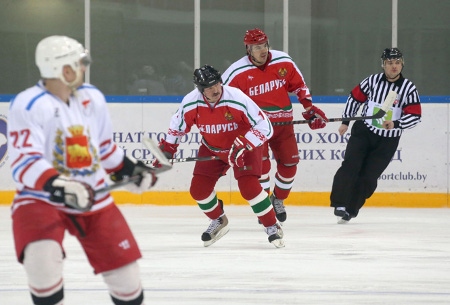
top-left (330, 121), bottom-right (400, 216)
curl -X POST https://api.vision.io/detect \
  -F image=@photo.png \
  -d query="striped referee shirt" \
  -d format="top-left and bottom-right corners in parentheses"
top-left (343, 73), bottom-right (421, 137)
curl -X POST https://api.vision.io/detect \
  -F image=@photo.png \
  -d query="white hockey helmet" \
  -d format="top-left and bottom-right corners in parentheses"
top-left (35, 35), bottom-right (91, 79)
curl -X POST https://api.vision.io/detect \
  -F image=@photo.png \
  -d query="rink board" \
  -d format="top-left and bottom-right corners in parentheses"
top-left (0, 98), bottom-right (448, 207)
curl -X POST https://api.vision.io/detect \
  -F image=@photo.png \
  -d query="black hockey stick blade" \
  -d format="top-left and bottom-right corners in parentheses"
top-left (272, 90), bottom-right (397, 126)
top-left (95, 138), bottom-right (173, 194)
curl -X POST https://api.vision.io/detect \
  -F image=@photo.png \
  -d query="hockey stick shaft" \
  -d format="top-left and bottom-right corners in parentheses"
top-left (140, 155), bottom-right (221, 164)
top-left (170, 156), bottom-right (221, 163)
top-left (140, 155), bottom-right (271, 164)
top-left (272, 112), bottom-right (386, 126)
top-left (272, 90), bottom-right (397, 126)
top-left (95, 175), bottom-right (143, 194)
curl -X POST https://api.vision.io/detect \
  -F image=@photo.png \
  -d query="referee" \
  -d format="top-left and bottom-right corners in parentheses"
top-left (330, 48), bottom-right (422, 224)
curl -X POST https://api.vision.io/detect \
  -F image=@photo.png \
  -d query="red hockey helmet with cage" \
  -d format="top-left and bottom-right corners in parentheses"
top-left (243, 28), bottom-right (268, 46)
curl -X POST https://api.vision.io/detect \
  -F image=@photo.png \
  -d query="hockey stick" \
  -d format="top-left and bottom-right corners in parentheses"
top-left (140, 155), bottom-right (221, 165)
top-left (95, 175), bottom-right (145, 194)
top-left (272, 90), bottom-right (397, 126)
top-left (139, 155), bottom-right (271, 164)
top-left (95, 138), bottom-right (172, 194)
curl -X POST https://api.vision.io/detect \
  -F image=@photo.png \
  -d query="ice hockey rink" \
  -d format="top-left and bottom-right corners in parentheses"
top-left (1, 204), bottom-right (449, 305)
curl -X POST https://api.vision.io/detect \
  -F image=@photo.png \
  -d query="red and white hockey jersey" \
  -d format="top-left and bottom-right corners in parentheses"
top-left (165, 85), bottom-right (273, 151)
top-left (221, 50), bottom-right (312, 123)
top-left (8, 81), bottom-right (124, 214)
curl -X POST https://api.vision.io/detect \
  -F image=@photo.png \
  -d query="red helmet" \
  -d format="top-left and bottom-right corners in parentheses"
top-left (243, 28), bottom-right (268, 46)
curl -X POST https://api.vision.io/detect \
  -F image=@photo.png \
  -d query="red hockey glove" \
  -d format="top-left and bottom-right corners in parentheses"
top-left (302, 105), bottom-right (328, 130)
top-left (228, 136), bottom-right (255, 168)
top-left (153, 139), bottom-right (178, 168)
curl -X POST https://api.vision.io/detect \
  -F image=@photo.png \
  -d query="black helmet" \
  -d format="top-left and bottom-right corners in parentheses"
top-left (381, 48), bottom-right (404, 66)
top-left (193, 65), bottom-right (222, 92)
top-left (381, 48), bottom-right (403, 60)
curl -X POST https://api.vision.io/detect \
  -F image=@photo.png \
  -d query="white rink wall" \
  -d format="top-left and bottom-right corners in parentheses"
top-left (0, 101), bottom-right (448, 194)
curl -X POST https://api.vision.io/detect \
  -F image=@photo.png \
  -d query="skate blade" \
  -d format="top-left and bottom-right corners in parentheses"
top-left (271, 238), bottom-right (285, 248)
top-left (203, 226), bottom-right (230, 247)
top-left (337, 217), bottom-right (349, 224)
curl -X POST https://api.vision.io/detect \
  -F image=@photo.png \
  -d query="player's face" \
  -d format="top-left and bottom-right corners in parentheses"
top-left (62, 59), bottom-right (87, 92)
top-left (248, 42), bottom-right (269, 66)
top-left (71, 60), bottom-right (87, 85)
top-left (203, 82), bottom-right (222, 104)
top-left (383, 59), bottom-right (403, 80)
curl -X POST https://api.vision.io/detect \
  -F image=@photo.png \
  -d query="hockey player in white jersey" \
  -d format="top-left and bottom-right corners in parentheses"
top-left (8, 35), bottom-right (155, 305)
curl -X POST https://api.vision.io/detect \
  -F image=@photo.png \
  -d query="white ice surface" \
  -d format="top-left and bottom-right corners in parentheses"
top-left (1, 205), bottom-right (449, 305)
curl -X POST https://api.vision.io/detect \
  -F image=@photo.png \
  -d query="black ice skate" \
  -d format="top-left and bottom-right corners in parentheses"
top-left (334, 207), bottom-right (354, 224)
top-left (270, 194), bottom-right (287, 223)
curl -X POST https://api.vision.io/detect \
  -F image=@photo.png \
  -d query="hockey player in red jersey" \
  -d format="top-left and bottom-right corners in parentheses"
top-left (155, 65), bottom-right (284, 248)
top-left (222, 28), bottom-right (328, 223)
top-left (8, 35), bottom-right (156, 305)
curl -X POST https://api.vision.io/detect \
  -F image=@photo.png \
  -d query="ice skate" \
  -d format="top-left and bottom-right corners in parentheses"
top-left (265, 223), bottom-right (285, 248)
top-left (270, 194), bottom-right (287, 223)
top-left (334, 207), bottom-right (347, 217)
top-left (334, 207), bottom-right (352, 224)
top-left (201, 215), bottom-right (229, 247)
top-left (337, 213), bottom-right (352, 224)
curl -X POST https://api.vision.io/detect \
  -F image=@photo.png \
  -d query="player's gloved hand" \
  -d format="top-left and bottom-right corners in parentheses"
top-left (153, 139), bottom-right (178, 168)
top-left (302, 105), bottom-right (329, 130)
top-left (111, 156), bottom-right (157, 193)
top-left (43, 176), bottom-right (95, 212)
top-left (228, 135), bottom-right (255, 168)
